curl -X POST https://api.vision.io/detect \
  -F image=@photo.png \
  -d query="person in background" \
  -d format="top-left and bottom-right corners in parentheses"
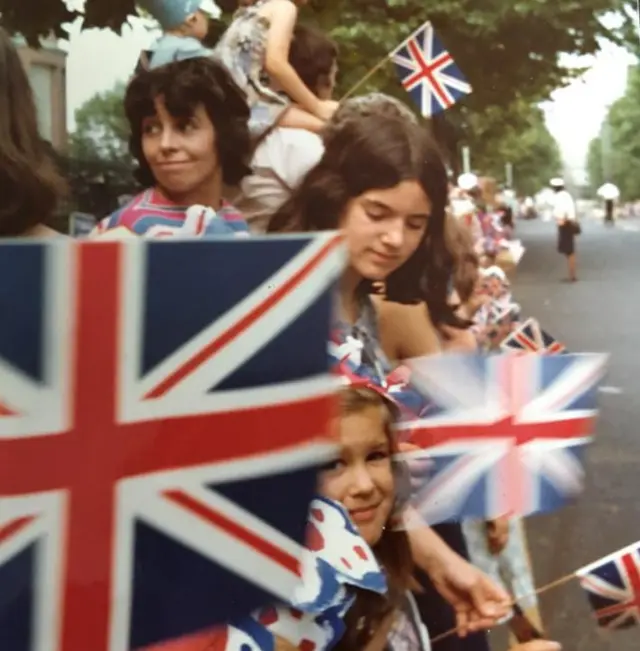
top-left (136, 0), bottom-right (220, 70)
top-left (0, 27), bottom-right (67, 237)
top-left (604, 197), bottom-right (614, 224)
top-left (93, 57), bottom-right (251, 236)
top-left (232, 24), bottom-right (338, 231)
top-left (550, 177), bottom-right (578, 282)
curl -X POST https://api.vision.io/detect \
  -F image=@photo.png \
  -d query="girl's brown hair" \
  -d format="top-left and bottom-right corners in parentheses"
top-left (334, 387), bottom-right (413, 650)
top-left (444, 214), bottom-right (480, 303)
top-left (288, 24), bottom-right (338, 96)
top-left (0, 28), bottom-right (66, 236)
top-left (267, 111), bottom-right (459, 326)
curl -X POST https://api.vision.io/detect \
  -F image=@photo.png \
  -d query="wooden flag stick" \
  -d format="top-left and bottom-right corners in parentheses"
top-left (430, 571), bottom-right (579, 645)
top-left (340, 55), bottom-right (391, 101)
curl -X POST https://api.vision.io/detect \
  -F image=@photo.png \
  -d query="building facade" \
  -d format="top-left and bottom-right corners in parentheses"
top-left (14, 35), bottom-right (67, 151)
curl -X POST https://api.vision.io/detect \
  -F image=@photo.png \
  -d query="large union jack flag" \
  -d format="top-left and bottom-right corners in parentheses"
top-left (396, 352), bottom-right (606, 522)
top-left (0, 234), bottom-right (344, 651)
top-left (577, 542), bottom-right (640, 630)
top-left (391, 21), bottom-right (472, 117)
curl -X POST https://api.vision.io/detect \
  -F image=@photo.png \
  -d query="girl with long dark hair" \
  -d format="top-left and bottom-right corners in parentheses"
top-left (267, 101), bottom-right (513, 646)
top-left (0, 27), bottom-right (66, 237)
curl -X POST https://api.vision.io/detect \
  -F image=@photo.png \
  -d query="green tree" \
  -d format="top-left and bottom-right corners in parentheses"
top-left (462, 101), bottom-right (562, 196)
top-left (68, 82), bottom-right (131, 166)
top-left (4, 0), bottom-right (637, 106)
top-left (590, 64), bottom-right (640, 200)
top-left (586, 136), bottom-right (604, 194)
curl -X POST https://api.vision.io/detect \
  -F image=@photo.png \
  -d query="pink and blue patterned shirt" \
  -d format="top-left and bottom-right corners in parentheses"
top-left (93, 187), bottom-right (250, 238)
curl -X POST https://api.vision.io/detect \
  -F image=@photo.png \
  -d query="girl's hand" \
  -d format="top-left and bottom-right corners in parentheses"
top-left (314, 99), bottom-right (339, 121)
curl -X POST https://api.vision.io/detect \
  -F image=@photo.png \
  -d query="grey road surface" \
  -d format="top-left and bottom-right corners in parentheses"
top-left (514, 216), bottom-right (640, 651)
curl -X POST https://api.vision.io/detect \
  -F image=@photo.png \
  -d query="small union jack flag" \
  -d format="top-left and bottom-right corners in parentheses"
top-left (397, 352), bottom-right (606, 522)
top-left (0, 234), bottom-right (343, 651)
top-left (577, 542), bottom-right (640, 629)
top-left (501, 317), bottom-right (567, 355)
top-left (391, 21), bottom-right (472, 117)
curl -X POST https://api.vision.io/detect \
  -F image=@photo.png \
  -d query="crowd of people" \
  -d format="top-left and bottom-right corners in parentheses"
top-left (1, 0), bottom-right (567, 649)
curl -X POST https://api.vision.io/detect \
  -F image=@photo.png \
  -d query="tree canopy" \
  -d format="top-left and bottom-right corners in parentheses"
top-left (69, 81), bottom-right (131, 166)
top-left (586, 63), bottom-right (640, 200)
top-left (7, 0), bottom-right (636, 106)
top-left (463, 101), bottom-right (562, 196)
top-left (9, 0), bottom-right (632, 198)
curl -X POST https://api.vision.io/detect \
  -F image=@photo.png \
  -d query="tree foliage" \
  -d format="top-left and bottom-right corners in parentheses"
top-left (587, 64), bottom-right (640, 200)
top-left (463, 101), bottom-right (562, 196)
top-left (68, 81), bottom-right (131, 166)
top-left (9, 0), bottom-right (630, 200)
top-left (5, 0), bottom-right (636, 103)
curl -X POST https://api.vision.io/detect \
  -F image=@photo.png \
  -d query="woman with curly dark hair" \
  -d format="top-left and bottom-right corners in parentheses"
top-left (0, 27), bottom-right (66, 237)
top-left (94, 57), bottom-right (251, 236)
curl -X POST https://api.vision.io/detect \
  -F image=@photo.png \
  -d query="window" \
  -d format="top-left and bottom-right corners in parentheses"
top-left (28, 63), bottom-right (54, 141)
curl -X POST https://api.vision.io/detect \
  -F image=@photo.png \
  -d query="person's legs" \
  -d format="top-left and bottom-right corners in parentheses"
top-left (567, 252), bottom-right (577, 281)
top-left (277, 105), bottom-right (325, 132)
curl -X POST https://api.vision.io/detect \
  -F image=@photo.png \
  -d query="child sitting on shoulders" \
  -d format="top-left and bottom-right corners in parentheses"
top-left (137, 0), bottom-right (220, 70)
top-left (213, 0), bottom-right (339, 137)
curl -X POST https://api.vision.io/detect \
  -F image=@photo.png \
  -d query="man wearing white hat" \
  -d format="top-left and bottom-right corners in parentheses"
top-left (550, 177), bottom-right (578, 282)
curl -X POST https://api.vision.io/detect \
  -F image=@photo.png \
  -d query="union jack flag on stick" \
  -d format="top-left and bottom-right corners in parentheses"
top-left (501, 317), bottom-right (567, 355)
top-left (396, 352), bottom-right (606, 522)
top-left (391, 21), bottom-right (472, 117)
top-left (0, 234), bottom-right (344, 651)
top-left (577, 542), bottom-right (640, 629)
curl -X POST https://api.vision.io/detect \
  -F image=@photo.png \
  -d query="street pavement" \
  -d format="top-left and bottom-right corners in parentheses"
top-left (513, 216), bottom-right (640, 651)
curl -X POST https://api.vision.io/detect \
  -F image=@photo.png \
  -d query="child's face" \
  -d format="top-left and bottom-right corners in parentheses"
top-left (320, 405), bottom-right (395, 546)
top-left (186, 10), bottom-right (210, 40)
top-left (341, 180), bottom-right (430, 282)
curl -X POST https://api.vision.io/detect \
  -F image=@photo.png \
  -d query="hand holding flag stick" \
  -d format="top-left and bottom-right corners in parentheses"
top-left (429, 540), bottom-right (640, 644)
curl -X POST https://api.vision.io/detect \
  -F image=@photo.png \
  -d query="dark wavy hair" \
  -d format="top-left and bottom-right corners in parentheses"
top-left (288, 24), bottom-right (338, 96)
top-left (0, 28), bottom-right (66, 236)
top-left (444, 214), bottom-right (479, 303)
top-left (124, 57), bottom-right (252, 188)
top-left (267, 112), bottom-right (457, 325)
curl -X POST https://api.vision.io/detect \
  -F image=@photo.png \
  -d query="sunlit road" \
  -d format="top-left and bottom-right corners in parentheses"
top-left (514, 216), bottom-right (640, 651)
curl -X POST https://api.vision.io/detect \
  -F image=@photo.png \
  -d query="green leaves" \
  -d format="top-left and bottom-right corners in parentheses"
top-left (588, 64), bottom-right (640, 200)
top-left (68, 82), bottom-right (132, 167)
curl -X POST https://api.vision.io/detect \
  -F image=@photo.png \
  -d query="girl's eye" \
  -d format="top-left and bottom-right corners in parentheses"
top-left (320, 458), bottom-right (344, 472)
top-left (407, 217), bottom-right (427, 231)
top-left (368, 450), bottom-right (389, 462)
top-left (365, 209), bottom-right (386, 221)
top-left (179, 118), bottom-right (198, 133)
top-left (142, 122), bottom-right (161, 136)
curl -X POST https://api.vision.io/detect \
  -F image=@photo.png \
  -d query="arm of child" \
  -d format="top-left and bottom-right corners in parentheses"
top-left (262, 0), bottom-right (332, 119)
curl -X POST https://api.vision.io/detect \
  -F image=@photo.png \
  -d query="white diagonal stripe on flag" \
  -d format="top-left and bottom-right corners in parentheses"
top-left (125, 372), bottom-right (337, 421)
top-left (149, 239), bottom-right (344, 400)
top-left (519, 354), bottom-right (606, 421)
top-left (133, 484), bottom-right (304, 600)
